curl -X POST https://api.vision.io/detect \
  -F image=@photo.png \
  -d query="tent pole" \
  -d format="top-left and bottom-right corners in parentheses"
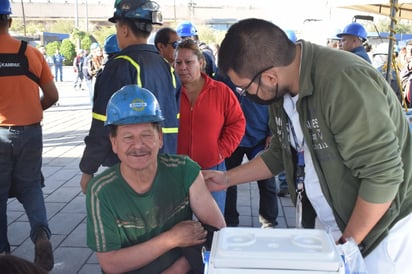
top-left (386, 0), bottom-right (398, 82)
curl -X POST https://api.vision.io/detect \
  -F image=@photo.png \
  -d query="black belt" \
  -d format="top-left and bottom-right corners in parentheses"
top-left (0, 122), bottom-right (41, 130)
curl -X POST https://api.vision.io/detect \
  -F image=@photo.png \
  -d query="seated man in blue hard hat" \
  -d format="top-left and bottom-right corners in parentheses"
top-left (337, 22), bottom-right (371, 63)
top-left (86, 85), bottom-right (226, 274)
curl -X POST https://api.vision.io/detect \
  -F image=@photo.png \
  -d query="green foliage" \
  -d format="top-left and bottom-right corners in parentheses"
top-left (81, 35), bottom-right (94, 52)
top-left (370, 17), bottom-right (412, 34)
top-left (93, 25), bottom-right (116, 46)
top-left (45, 41), bottom-right (60, 56)
top-left (72, 28), bottom-right (87, 41)
top-left (60, 39), bottom-right (76, 66)
top-left (24, 22), bottom-right (46, 36)
top-left (196, 25), bottom-right (226, 45)
top-left (49, 20), bottom-right (75, 34)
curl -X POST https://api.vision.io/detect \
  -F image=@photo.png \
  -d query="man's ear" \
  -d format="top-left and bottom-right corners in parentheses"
top-left (158, 130), bottom-right (164, 149)
top-left (117, 23), bottom-right (128, 39)
top-left (262, 67), bottom-right (278, 87)
top-left (110, 135), bottom-right (118, 155)
top-left (156, 42), bottom-right (165, 51)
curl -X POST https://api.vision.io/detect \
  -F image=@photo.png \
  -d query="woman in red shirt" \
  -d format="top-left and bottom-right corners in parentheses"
top-left (175, 39), bottom-right (246, 213)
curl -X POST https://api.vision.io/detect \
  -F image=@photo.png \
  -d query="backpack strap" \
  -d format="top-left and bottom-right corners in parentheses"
top-left (20, 41), bottom-right (41, 85)
top-left (0, 40), bottom-right (40, 85)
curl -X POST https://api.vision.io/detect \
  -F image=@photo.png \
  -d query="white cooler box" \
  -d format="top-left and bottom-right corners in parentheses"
top-left (205, 227), bottom-right (345, 274)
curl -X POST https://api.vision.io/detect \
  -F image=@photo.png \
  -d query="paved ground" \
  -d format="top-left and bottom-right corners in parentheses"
top-left (7, 68), bottom-right (296, 273)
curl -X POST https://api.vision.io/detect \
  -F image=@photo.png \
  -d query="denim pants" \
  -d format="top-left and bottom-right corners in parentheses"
top-left (0, 125), bottom-right (50, 253)
top-left (54, 64), bottom-right (63, 81)
top-left (206, 161), bottom-right (226, 214)
top-left (225, 145), bottom-right (278, 227)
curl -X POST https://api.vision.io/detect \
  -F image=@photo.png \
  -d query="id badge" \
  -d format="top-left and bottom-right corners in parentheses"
top-left (296, 191), bottom-right (303, 228)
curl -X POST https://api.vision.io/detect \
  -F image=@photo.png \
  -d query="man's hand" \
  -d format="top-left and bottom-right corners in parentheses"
top-left (166, 220), bottom-right (207, 248)
top-left (202, 170), bottom-right (227, 192)
top-left (80, 173), bottom-right (93, 194)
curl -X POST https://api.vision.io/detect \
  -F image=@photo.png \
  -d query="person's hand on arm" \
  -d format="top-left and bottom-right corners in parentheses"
top-left (202, 156), bottom-right (274, 192)
top-left (96, 220), bottom-right (207, 274)
top-left (189, 172), bottom-right (226, 229)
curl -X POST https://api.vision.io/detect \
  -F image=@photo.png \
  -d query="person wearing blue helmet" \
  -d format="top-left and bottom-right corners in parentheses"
top-left (204, 18), bottom-right (412, 274)
top-left (284, 29), bottom-right (297, 43)
top-left (86, 85), bottom-right (225, 274)
top-left (79, 0), bottom-right (180, 195)
top-left (103, 34), bottom-right (120, 60)
top-left (337, 22), bottom-right (371, 63)
top-left (176, 21), bottom-right (217, 78)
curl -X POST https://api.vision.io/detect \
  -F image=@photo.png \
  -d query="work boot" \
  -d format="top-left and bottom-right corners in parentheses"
top-left (34, 229), bottom-right (54, 271)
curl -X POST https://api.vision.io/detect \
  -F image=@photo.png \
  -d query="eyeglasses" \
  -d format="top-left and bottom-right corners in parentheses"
top-left (167, 41), bottom-right (179, 49)
top-left (236, 66), bottom-right (274, 96)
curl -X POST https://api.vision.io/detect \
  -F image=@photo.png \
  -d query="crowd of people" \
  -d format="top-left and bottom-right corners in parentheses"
top-left (1, 0), bottom-right (412, 273)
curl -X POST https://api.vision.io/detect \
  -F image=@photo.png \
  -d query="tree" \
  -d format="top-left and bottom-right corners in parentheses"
top-left (60, 39), bottom-right (76, 66)
top-left (45, 41), bottom-right (60, 57)
top-left (81, 35), bottom-right (94, 53)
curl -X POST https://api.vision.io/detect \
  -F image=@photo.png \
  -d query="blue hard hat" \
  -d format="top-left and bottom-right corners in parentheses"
top-left (90, 42), bottom-right (100, 50)
top-left (176, 21), bottom-right (197, 38)
top-left (105, 85), bottom-right (164, 126)
top-left (284, 29), bottom-right (297, 43)
top-left (104, 34), bottom-right (120, 54)
top-left (0, 0), bottom-right (12, 15)
top-left (337, 22), bottom-right (368, 41)
top-left (108, 0), bottom-right (162, 25)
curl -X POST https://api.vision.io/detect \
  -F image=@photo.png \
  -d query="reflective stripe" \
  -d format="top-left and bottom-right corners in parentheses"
top-left (92, 112), bottom-right (106, 122)
top-left (114, 55), bottom-right (142, 87)
top-left (161, 56), bottom-right (177, 89)
top-left (170, 66), bottom-right (177, 88)
top-left (162, 127), bottom-right (178, 134)
top-left (99, 55), bottom-right (178, 135)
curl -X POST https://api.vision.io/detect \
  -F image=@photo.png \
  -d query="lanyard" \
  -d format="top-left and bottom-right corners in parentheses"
top-left (287, 115), bottom-right (305, 228)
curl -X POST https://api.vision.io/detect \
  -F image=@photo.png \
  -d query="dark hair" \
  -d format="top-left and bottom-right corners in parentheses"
top-left (116, 18), bottom-right (152, 38)
top-left (218, 18), bottom-right (296, 79)
top-left (0, 254), bottom-right (47, 274)
top-left (154, 27), bottom-right (178, 50)
top-left (175, 39), bottom-right (206, 70)
top-left (0, 14), bottom-right (10, 26)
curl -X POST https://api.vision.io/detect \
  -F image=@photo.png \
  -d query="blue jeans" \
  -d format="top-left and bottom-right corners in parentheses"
top-left (206, 162), bottom-right (226, 214)
top-left (0, 125), bottom-right (50, 253)
top-left (225, 144), bottom-right (278, 227)
top-left (86, 78), bottom-right (94, 105)
top-left (54, 64), bottom-right (63, 81)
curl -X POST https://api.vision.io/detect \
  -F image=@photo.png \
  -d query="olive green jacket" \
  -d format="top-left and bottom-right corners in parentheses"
top-left (261, 40), bottom-right (412, 256)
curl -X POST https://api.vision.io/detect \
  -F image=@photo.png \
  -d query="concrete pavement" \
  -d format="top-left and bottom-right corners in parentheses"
top-left (7, 68), bottom-right (296, 273)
